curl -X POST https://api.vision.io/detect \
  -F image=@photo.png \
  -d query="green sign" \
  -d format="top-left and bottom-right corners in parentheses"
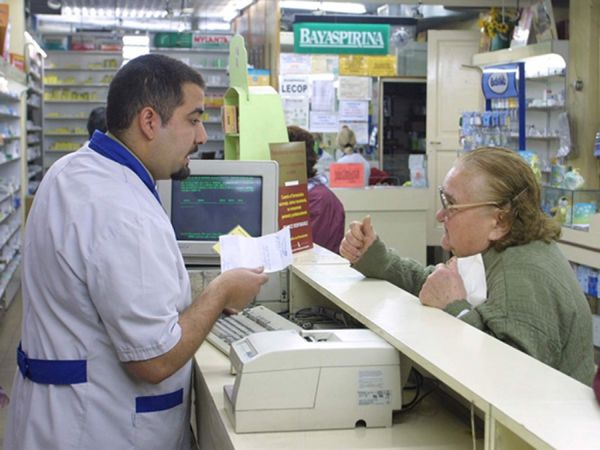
top-left (293, 23), bottom-right (389, 55)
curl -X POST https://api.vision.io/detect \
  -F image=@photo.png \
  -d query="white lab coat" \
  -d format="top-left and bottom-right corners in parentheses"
top-left (5, 144), bottom-right (192, 449)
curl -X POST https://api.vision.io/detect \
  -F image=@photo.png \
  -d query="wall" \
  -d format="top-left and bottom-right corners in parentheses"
top-left (5, 0), bottom-right (24, 55)
top-left (232, 0), bottom-right (280, 89)
top-left (568, 0), bottom-right (600, 188)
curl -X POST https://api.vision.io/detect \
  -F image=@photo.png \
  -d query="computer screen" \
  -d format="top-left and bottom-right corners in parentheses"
top-left (158, 159), bottom-right (279, 266)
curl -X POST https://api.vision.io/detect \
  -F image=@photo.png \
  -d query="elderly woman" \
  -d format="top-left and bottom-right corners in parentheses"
top-left (287, 125), bottom-right (346, 254)
top-left (340, 147), bottom-right (594, 385)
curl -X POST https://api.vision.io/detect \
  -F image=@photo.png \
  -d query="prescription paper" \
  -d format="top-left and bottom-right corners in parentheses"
top-left (219, 227), bottom-right (293, 273)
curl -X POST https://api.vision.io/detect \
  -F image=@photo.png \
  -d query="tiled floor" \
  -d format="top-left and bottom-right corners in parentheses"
top-left (0, 292), bottom-right (21, 448)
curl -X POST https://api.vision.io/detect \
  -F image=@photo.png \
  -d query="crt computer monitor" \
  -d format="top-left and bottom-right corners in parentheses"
top-left (157, 159), bottom-right (279, 266)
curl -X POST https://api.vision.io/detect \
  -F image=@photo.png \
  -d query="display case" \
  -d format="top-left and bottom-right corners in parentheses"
top-left (541, 186), bottom-right (600, 230)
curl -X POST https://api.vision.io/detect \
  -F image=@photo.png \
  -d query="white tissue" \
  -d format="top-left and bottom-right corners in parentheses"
top-left (456, 254), bottom-right (487, 307)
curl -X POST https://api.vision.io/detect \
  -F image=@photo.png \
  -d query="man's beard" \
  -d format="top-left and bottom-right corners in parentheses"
top-left (171, 165), bottom-right (190, 180)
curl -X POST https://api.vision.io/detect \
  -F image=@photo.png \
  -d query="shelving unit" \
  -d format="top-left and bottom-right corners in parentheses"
top-left (42, 33), bottom-right (122, 170)
top-left (25, 36), bottom-right (45, 201)
top-left (150, 34), bottom-right (232, 159)
top-left (472, 40), bottom-right (569, 177)
top-left (0, 61), bottom-right (26, 312)
top-left (379, 77), bottom-right (426, 185)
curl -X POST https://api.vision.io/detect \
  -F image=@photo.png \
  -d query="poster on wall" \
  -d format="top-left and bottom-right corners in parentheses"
top-left (282, 97), bottom-right (309, 129)
top-left (339, 100), bottom-right (369, 122)
top-left (311, 55), bottom-right (339, 75)
top-left (279, 75), bottom-right (310, 98)
top-left (269, 142), bottom-right (313, 253)
top-left (279, 53), bottom-right (312, 75)
top-left (309, 111), bottom-right (339, 133)
top-left (311, 78), bottom-right (336, 112)
top-left (338, 76), bottom-right (372, 100)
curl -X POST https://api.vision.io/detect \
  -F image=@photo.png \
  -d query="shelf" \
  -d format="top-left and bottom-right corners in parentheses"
top-left (27, 85), bottom-right (43, 95)
top-left (0, 225), bottom-right (20, 252)
top-left (0, 157), bottom-right (20, 167)
top-left (191, 66), bottom-right (228, 71)
top-left (47, 50), bottom-right (122, 56)
top-left (509, 135), bottom-right (560, 141)
top-left (0, 135), bottom-right (21, 140)
top-left (27, 126), bottom-right (43, 132)
top-left (526, 74), bottom-right (566, 82)
top-left (0, 207), bottom-right (17, 226)
top-left (28, 167), bottom-right (43, 179)
top-left (45, 67), bottom-right (118, 72)
top-left (45, 100), bottom-right (105, 104)
top-left (527, 105), bottom-right (565, 111)
top-left (45, 133), bottom-right (87, 137)
top-left (473, 40), bottom-right (569, 66)
top-left (0, 91), bottom-right (21, 102)
top-left (150, 47), bottom-right (229, 54)
top-left (0, 112), bottom-right (20, 119)
top-left (45, 83), bottom-right (110, 88)
top-left (44, 115), bottom-right (88, 120)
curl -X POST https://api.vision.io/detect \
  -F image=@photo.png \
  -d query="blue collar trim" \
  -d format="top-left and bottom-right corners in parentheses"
top-left (88, 130), bottom-right (160, 204)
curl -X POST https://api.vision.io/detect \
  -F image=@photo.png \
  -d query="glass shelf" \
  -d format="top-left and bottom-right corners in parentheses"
top-left (542, 186), bottom-right (600, 230)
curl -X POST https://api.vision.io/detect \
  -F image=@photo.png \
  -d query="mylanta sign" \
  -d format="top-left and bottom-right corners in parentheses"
top-left (294, 23), bottom-right (389, 55)
top-left (482, 64), bottom-right (519, 99)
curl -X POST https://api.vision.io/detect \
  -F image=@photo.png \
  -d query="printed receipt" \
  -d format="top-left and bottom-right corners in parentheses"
top-left (219, 227), bottom-right (293, 273)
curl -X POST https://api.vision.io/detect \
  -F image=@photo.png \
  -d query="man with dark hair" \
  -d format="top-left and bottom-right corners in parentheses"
top-left (6, 54), bottom-right (267, 449)
top-left (86, 105), bottom-right (107, 139)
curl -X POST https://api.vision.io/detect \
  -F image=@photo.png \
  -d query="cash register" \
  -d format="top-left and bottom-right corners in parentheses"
top-left (224, 329), bottom-right (403, 433)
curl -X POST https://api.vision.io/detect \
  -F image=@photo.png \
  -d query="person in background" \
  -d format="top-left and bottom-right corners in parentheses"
top-left (336, 125), bottom-right (371, 187)
top-left (6, 54), bottom-right (267, 450)
top-left (340, 147), bottom-right (594, 385)
top-left (87, 105), bottom-right (107, 139)
top-left (0, 385), bottom-right (8, 408)
top-left (288, 125), bottom-right (345, 254)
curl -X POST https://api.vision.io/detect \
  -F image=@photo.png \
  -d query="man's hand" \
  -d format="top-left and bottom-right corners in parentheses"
top-left (339, 215), bottom-right (377, 263)
top-left (419, 258), bottom-right (467, 309)
top-left (210, 267), bottom-right (268, 314)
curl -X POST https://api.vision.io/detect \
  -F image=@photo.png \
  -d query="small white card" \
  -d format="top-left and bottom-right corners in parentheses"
top-left (219, 227), bottom-right (293, 273)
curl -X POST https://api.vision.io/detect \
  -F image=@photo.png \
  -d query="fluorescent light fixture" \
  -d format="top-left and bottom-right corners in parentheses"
top-left (47, 0), bottom-right (62, 10)
top-left (223, 0), bottom-right (255, 22)
top-left (280, 0), bottom-right (366, 14)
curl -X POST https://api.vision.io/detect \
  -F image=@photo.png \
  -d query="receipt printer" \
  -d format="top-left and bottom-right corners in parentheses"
top-left (223, 329), bottom-right (403, 433)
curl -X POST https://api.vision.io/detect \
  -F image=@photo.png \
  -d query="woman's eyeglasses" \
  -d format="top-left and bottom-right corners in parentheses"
top-left (438, 186), bottom-right (500, 217)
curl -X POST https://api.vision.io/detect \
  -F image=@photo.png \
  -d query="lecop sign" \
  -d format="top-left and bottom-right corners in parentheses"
top-left (293, 23), bottom-right (389, 55)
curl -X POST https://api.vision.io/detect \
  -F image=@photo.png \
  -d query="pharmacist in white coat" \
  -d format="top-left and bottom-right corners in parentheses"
top-left (5, 54), bottom-right (267, 450)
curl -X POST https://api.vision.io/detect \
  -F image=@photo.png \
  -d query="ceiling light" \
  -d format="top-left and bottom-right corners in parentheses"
top-left (47, 0), bottom-right (62, 10)
top-left (280, 1), bottom-right (366, 14)
top-left (222, 0), bottom-right (255, 22)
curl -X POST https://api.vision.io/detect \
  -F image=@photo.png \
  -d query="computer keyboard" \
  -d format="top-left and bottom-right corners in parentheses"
top-left (207, 305), bottom-right (302, 355)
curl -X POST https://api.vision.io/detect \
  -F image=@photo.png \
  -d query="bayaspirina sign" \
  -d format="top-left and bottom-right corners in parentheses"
top-left (294, 23), bottom-right (390, 55)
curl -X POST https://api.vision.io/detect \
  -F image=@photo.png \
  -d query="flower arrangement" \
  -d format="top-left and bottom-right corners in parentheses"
top-left (479, 7), bottom-right (518, 38)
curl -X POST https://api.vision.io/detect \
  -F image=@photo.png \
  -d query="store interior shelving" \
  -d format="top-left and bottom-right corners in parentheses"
top-left (149, 36), bottom-right (231, 159)
top-left (25, 37), bottom-right (45, 198)
top-left (0, 60), bottom-right (26, 312)
top-left (42, 33), bottom-right (122, 170)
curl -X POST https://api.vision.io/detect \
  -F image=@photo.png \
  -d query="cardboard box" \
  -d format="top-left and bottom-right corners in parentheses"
top-left (0, 4), bottom-right (9, 59)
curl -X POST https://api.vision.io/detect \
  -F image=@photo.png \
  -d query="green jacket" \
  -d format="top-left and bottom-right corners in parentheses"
top-left (354, 238), bottom-right (595, 385)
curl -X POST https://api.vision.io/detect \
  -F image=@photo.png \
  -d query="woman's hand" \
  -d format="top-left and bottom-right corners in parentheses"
top-left (419, 257), bottom-right (467, 309)
top-left (339, 215), bottom-right (377, 263)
